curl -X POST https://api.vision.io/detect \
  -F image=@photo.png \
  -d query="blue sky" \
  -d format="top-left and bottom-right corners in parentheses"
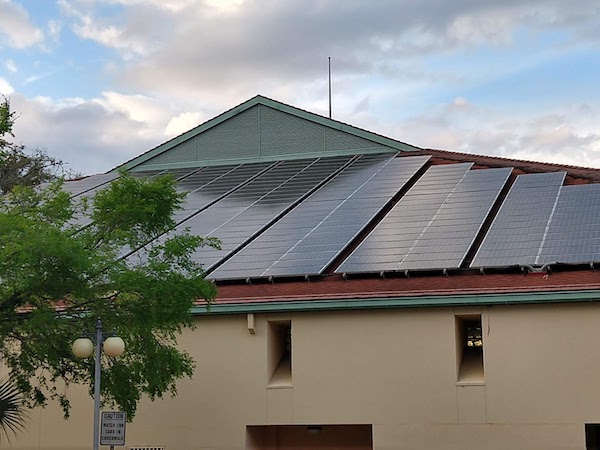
top-left (1, 0), bottom-right (599, 174)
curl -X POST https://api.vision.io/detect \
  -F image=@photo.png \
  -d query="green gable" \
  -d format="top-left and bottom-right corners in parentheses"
top-left (118, 95), bottom-right (421, 172)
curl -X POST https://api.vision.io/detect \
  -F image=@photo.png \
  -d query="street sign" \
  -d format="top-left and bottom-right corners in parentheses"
top-left (100, 411), bottom-right (127, 447)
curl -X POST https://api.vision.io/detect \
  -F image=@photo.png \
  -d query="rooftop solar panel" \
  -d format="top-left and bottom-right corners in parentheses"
top-left (128, 155), bottom-right (354, 269)
top-left (336, 163), bottom-right (475, 274)
top-left (209, 154), bottom-right (430, 280)
top-left (170, 162), bottom-right (273, 223)
top-left (153, 167), bottom-right (202, 180)
top-left (397, 168), bottom-right (512, 270)
top-left (69, 168), bottom-right (210, 228)
top-left (470, 171), bottom-right (566, 268)
top-left (128, 169), bottom-right (166, 179)
top-left (61, 173), bottom-right (118, 197)
top-left (536, 183), bottom-right (600, 264)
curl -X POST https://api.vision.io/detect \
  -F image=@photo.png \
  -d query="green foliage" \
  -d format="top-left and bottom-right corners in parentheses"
top-left (0, 96), bottom-right (16, 141)
top-left (0, 97), bottom-right (71, 195)
top-left (0, 172), bottom-right (218, 419)
top-left (0, 378), bottom-right (27, 442)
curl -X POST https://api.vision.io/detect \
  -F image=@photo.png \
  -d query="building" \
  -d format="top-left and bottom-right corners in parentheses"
top-left (14, 95), bottom-right (600, 450)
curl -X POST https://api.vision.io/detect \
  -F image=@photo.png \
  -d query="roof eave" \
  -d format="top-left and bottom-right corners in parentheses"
top-left (191, 288), bottom-right (600, 315)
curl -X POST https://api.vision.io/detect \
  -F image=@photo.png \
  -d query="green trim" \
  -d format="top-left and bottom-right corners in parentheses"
top-left (128, 147), bottom-right (397, 172)
top-left (191, 289), bottom-right (600, 316)
top-left (117, 95), bottom-right (421, 172)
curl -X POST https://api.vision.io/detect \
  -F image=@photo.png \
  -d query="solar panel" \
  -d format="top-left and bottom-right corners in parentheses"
top-left (129, 168), bottom-right (202, 180)
top-left (61, 173), bottom-right (118, 197)
top-left (536, 183), bottom-right (600, 264)
top-left (470, 171), bottom-right (566, 268)
top-left (128, 169), bottom-right (166, 179)
top-left (170, 162), bottom-right (273, 223)
top-left (396, 168), bottom-right (512, 270)
top-left (69, 167), bottom-right (214, 228)
top-left (209, 154), bottom-right (430, 280)
top-left (336, 163), bottom-right (475, 274)
top-left (128, 155), bottom-right (354, 269)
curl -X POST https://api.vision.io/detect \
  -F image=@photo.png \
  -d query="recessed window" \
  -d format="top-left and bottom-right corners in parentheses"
top-left (456, 315), bottom-right (484, 384)
top-left (586, 424), bottom-right (600, 450)
top-left (268, 320), bottom-right (292, 387)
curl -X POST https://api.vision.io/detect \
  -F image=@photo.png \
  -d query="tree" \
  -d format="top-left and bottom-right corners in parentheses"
top-left (0, 378), bottom-right (27, 441)
top-left (0, 172), bottom-right (219, 419)
top-left (0, 97), bottom-right (69, 195)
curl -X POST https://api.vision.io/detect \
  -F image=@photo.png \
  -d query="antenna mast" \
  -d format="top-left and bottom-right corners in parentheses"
top-left (328, 57), bottom-right (332, 119)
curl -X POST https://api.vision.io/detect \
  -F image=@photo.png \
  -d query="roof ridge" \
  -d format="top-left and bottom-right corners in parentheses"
top-left (420, 147), bottom-right (600, 173)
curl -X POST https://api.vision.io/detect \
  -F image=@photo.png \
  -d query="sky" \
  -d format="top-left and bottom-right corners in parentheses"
top-left (1, 0), bottom-right (599, 175)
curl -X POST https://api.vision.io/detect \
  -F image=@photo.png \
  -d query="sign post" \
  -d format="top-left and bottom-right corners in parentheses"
top-left (100, 411), bottom-right (127, 448)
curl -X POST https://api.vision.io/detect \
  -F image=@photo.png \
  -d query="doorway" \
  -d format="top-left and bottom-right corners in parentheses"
top-left (246, 424), bottom-right (373, 450)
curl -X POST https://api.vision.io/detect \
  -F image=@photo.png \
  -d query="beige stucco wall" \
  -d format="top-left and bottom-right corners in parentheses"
top-left (9, 302), bottom-right (600, 450)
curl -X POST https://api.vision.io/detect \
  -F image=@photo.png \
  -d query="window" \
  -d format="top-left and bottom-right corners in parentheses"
top-left (456, 315), bottom-right (484, 384)
top-left (268, 320), bottom-right (292, 386)
top-left (586, 424), bottom-right (600, 450)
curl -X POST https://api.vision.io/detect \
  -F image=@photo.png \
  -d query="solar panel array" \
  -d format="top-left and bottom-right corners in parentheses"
top-left (129, 155), bottom-right (354, 269)
top-left (209, 154), bottom-right (430, 279)
top-left (59, 152), bottom-right (600, 277)
top-left (470, 172), bottom-right (566, 268)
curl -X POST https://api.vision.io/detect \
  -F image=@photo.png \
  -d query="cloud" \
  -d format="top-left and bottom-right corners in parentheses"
top-left (0, 77), bottom-right (14, 95)
top-left (106, 0), bottom-right (598, 102)
top-left (0, 0), bottom-right (44, 48)
top-left (5, 0), bottom-right (600, 174)
top-left (49, 0), bottom-right (600, 116)
top-left (8, 94), bottom-right (151, 174)
top-left (47, 19), bottom-right (62, 42)
top-left (164, 112), bottom-right (205, 137)
top-left (23, 72), bottom-right (57, 86)
top-left (5, 58), bottom-right (16, 73)
top-left (93, 91), bottom-right (171, 136)
top-left (7, 91), bottom-right (212, 174)
top-left (58, 0), bottom-right (168, 57)
top-left (104, 0), bottom-right (197, 13)
top-left (384, 98), bottom-right (600, 168)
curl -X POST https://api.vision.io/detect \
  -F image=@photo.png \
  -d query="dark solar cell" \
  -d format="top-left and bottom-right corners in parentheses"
top-left (210, 154), bottom-right (430, 280)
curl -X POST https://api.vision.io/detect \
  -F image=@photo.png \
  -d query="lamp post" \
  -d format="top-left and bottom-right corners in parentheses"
top-left (72, 319), bottom-right (125, 450)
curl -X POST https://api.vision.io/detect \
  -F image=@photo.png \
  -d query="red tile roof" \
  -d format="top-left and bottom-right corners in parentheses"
top-left (213, 270), bottom-right (600, 305)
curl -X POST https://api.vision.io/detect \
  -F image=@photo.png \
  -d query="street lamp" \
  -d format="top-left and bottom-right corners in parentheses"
top-left (72, 319), bottom-right (125, 450)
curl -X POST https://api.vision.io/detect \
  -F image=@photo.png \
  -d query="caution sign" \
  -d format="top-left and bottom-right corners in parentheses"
top-left (100, 411), bottom-right (126, 446)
